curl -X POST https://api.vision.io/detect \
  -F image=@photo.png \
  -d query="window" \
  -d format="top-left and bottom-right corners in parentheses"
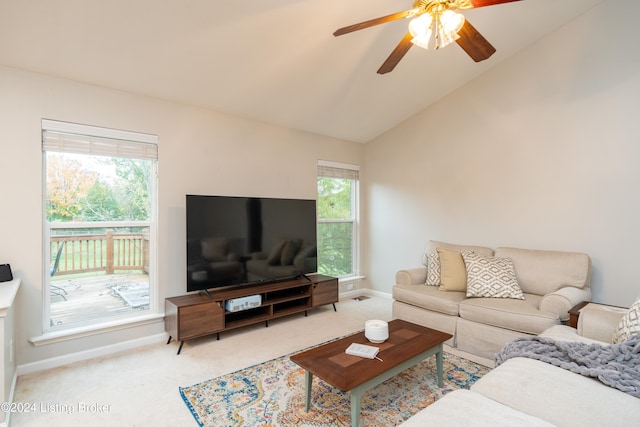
top-left (42, 120), bottom-right (158, 331)
top-left (317, 161), bottom-right (359, 278)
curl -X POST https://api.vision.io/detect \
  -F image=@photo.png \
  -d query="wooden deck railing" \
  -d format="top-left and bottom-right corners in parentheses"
top-left (51, 230), bottom-right (149, 276)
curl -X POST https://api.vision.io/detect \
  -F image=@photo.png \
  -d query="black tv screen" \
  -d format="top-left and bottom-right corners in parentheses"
top-left (186, 195), bottom-right (317, 292)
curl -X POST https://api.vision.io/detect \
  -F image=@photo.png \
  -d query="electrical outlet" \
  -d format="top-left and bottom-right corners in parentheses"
top-left (345, 283), bottom-right (354, 291)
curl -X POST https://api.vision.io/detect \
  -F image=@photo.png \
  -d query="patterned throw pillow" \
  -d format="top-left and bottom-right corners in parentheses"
top-left (461, 251), bottom-right (524, 300)
top-left (425, 252), bottom-right (441, 286)
top-left (612, 297), bottom-right (640, 343)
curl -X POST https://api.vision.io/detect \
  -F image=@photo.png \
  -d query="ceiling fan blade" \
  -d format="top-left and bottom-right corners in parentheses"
top-left (470, 0), bottom-right (522, 8)
top-left (455, 20), bottom-right (496, 62)
top-left (377, 32), bottom-right (414, 74)
top-left (334, 10), bottom-right (415, 37)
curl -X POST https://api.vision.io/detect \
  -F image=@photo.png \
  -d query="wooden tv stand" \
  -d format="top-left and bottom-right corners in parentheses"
top-left (165, 274), bottom-right (338, 354)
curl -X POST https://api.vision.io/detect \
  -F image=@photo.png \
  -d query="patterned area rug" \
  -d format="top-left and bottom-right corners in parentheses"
top-left (179, 348), bottom-right (490, 426)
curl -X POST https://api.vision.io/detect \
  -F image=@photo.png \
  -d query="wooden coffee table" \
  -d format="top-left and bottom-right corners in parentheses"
top-left (290, 319), bottom-right (452, 427)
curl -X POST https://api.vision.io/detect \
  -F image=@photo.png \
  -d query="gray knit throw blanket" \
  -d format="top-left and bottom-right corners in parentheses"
top-left (495, 333), bottom-right (640, 398)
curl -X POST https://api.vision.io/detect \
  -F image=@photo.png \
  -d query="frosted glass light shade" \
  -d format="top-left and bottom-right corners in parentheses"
top-left (409, 14), bottom-right (433, 49)
top-left (441, 10), bottom-right (465, 34)
top-left (437, 10), bottom-right (465, 48)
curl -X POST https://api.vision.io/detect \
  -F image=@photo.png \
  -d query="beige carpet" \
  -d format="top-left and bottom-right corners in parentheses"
top-left (11, 295), bottom-right (492, 426)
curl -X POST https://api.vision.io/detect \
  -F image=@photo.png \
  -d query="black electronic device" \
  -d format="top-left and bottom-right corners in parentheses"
top-left (0, 264), bottom-right (12, 282)
top-left (186, 195), bottom-right (317, 292)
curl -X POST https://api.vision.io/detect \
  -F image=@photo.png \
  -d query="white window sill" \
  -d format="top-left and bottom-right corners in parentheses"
top-left (338, 275), bottom-right (365, 284)
top-left (29, 312), bottom-right (164, 346)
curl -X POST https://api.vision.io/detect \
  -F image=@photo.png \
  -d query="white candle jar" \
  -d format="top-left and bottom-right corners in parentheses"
top-left (364, 320), bottom-right (389, 343)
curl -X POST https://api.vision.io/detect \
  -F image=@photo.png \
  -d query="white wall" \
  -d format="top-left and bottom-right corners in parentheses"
top-left (0, 65), bottom-right (364, 366)
top-left (364, 0), bottom-right (640, 306)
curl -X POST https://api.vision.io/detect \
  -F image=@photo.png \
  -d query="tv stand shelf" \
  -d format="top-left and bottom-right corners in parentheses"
top-left (165, 274), bottom-right (338, 354)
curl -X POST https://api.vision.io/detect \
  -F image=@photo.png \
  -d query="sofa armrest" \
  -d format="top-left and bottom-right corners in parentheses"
top-left (395, 267), bottom-right (427, 286)
top-left (577, 304), bottom-right (626, 343)
top-left (539, 286), bottom-right (592, 322)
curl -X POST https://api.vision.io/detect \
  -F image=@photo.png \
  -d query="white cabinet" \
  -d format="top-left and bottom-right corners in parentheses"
top-left (0, 278), bottom-right (20, 427)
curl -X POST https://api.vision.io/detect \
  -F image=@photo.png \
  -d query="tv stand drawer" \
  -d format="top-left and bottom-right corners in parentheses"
top-left (165, 295), bottom-right (223, 341)
top-left (181, 302), bottom-right (223, 339)
top-left (312, 276), bottom-right (339, 307)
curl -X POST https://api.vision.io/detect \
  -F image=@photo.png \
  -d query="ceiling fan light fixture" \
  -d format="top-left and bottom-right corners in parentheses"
top-left (409, 8), bottom-right (466, 51)
top-left (441, 10), bottom-right (465, 34)
top-left (409, 13), bottom-right (433, 49)
top-left (332, 0), bottom-right (511, 73)
top-left (436, 10), bottom-right (465, 48)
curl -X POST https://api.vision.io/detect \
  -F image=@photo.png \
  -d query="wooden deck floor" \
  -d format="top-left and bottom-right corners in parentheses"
top-left (50, 273), bottom-right (149, 327)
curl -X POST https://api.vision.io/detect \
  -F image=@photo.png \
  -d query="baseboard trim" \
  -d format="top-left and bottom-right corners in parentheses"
top-left (362, 288), bottom-right (392, 299)
top-left (339, 287), bottom-right (391, 301)
top-left (339, 289), bottom-right (365, 300)
top-left (17, 332), bottom-right (167, 376)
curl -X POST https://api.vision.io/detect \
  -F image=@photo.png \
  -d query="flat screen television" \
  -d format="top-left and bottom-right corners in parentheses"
top-left (186, 195), bottom-right (317, 292)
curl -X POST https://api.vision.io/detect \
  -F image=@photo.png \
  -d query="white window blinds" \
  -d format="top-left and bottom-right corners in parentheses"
top-left (317, 160), bottom-right (359, 180)
top-left (42, 119), bottom-right (158, 160)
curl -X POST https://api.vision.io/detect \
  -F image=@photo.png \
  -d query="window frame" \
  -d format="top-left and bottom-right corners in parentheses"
top-left (41, 119), bottom-right (159, 333)
top-left (317, 160), bottom-right (360, 279)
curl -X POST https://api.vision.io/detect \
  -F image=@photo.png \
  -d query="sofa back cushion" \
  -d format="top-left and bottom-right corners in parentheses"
top-left (422, 241), bottom-right (494, 265)
top-left (494, 247), bottom-right (591, 295)
top-left (423, 241), bottom-right (494, 286)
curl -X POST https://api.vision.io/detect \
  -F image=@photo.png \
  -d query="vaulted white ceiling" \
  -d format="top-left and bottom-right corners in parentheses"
top-left (0, 0), bottom-right (605, 142)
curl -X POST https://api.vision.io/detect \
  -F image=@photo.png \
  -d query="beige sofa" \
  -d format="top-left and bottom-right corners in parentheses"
top-left (393, 241), bottom-right (592, 359)
top-left (245, 239), bottom-right (316, 282)
top-left (400, 303), bottom-right (640, 426)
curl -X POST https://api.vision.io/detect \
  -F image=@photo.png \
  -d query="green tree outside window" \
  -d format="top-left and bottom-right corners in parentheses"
top-left (317, 176), bottom-right (356, 277)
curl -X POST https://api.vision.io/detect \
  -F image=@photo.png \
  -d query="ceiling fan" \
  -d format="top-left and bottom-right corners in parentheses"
top-left (333, 0), bottom-right (522, 74)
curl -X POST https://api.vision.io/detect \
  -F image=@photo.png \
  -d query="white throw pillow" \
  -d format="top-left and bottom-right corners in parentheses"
top-left (612, 297), bottom-right (640, 344)
top-left (462, 251), bottom-right (524, 300)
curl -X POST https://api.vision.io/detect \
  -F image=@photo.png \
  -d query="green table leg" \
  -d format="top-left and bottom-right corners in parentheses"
top-left (350, 389), bottom-right (362, 427)
top-left (304, 370), bottom-right (313, 412)
top-left (436, 347), bottom-right (444, 387)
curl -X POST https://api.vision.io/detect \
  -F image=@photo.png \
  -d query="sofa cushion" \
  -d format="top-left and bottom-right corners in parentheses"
top-left (494, 247), bottom-right (590, 296)
top-left (459, 294), bottom-right (558, 334)
top-left (462, 251), bottom-right (524, 300)
top-left (471, 357), bottom-right (640, 426)
top-left (423, 240), bottom-right (494, 286)
top-left (612, 296), bottom-right (640, 344)
top-left (437, 248), bottom-right (467, 292)
top-left (392, 282), bottom-right (466, 316)
top-left (398, 389), bottom-right (554, 427)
